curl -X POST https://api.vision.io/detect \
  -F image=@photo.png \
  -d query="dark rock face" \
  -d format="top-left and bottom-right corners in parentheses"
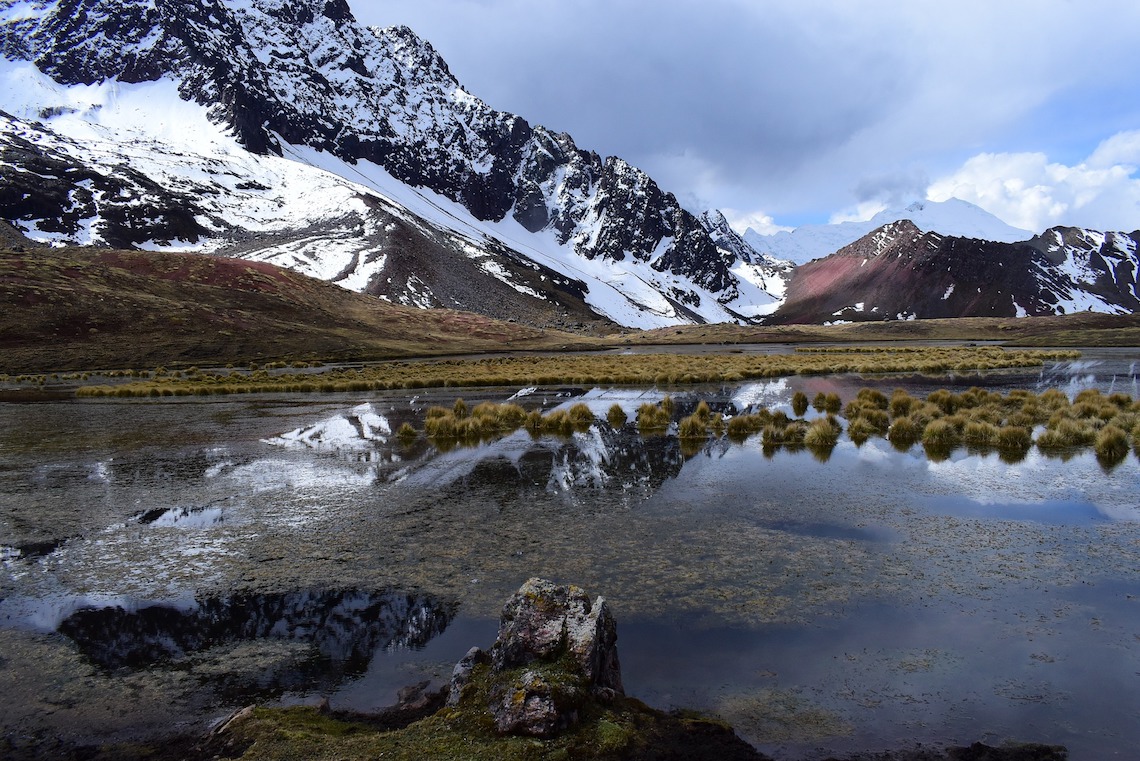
top-left (769, 220), bottom-right (1140, 324)
top-left (2, 0), bottom-right (756, 319)
top-left (448, 577), bottom-right (623, 738)
top-left (0, 114), bottom-right (211, 248)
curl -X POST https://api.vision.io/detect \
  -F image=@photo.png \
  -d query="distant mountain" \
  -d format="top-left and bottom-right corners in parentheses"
top-left (744, 198), bottom-right (1032, 266)
top-left (767, 220), bottom-right (1140, 324)
top-left (2, 1), bottom-right (1135, 331)
top-left (0, 0), bottom-right (789, 330)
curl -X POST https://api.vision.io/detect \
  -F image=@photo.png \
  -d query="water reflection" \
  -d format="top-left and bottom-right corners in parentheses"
top-left (57, 588), bottom-right (455, 676)
top-left (3, 352), bottom-right (1140, 757)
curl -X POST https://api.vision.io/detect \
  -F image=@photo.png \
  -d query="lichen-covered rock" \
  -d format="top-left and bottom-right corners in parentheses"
top-left (445, 646), bottom-right (489, 708)
top-left (490, 577), bottom-right (623, 697)
top-left (448, 578), bottom-right (624, 738)
top-left (488, 666), bottom-right (586, 737)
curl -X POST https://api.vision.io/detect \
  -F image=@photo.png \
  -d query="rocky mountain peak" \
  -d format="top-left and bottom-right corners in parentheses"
top-left (2, 0), bottom-right (783, 328)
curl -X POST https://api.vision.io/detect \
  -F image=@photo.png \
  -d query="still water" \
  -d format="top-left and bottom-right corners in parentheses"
top-left (1, 351), bottom-right (1139, 758)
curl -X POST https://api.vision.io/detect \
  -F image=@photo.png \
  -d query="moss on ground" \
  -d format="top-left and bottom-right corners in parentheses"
top-left (220, 698), bottom-right (762, 761)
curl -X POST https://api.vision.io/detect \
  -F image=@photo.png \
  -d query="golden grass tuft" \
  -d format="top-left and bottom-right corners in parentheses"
top-left (1094, 424), bottom-right (1130, 467)
top-left (607, 404), bottom-right (628, 428)
top-left (791, 391), bottom-right (809, 417)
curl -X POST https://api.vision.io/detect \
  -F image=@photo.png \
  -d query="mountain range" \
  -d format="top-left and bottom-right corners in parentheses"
top-left (1, 0), bottom-right (1137, 330)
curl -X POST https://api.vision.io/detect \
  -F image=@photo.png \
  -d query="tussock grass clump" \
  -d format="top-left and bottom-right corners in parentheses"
top-left (1108, 392), bottom-right (1133, 409)
top-left (566, 403), bottom-right (595, 429)
top-left (887, 415), bottom-right (919, 450)
top-left (856, 388), bottom-right (889, 410)
top-left (726, 410), bottom-right (770, 441)
top-left (1038, 417), bottom-right (1097, 449)
top-left (845, 401), bottom-right (890, 435)
top-left (761, 424), bottom-right (784, 446)
top-left (426, 405), bottom-right (451, 420)
top-left (889, 389), bottom-right (915, 418)
top-left (424, 400), bottom-right (531, 443)
top-left (678, 413), bottom-right (709, 440)
top-left (804, 417), bottom-right (840, 448)
top-left (926, 389), bottom-right (960, 415)
top-left (637, 402), bottom-right (671, 433)
top-left (607, 404), bottom-right (628, 428)
top-left (424, 413), bottom-right (457, 438)
top-left (847, 418), bottom-right (877, 446)
top-left (791, 391), bottom-right (809, 417)
top-left (962, 421), bottom-right (999, 447)
top-left (921, 418), bottom-right (960, 449)
top-left (996, 425), bottom-right (1032, 454)
top-left (396, 422), bottom-right (417, 441)
top-left (1094, 425), bottom-right (1130, 467)
top-left (538, 410), bottom-right (574, 436)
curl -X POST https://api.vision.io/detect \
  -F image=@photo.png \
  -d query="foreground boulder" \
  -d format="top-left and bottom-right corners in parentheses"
top-left (449, 577), bottom-right (624, 737)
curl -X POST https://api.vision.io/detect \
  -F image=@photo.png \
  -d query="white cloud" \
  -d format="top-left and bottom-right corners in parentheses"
top-left (927, 131), bottom-right (1140, 233)
top-left (828, 201), bottom-right (888, 225)
top-left (358, 1), bottom-right (1140, 229)
top-left (722, 209), bottom-right (792, 236)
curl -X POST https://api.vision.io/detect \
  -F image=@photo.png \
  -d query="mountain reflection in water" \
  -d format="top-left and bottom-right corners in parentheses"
top-left (58, 589), bottom-right (455, 673)
top-left (2, 361), bottom-right (1140, 758)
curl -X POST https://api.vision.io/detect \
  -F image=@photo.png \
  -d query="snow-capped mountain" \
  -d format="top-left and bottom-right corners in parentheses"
top-left (0, 0), bottom-right (790, 330)
top-left (745, 198), bottom-right (1033, 266)
top-left (768, 220), bottom-right (1140, 324)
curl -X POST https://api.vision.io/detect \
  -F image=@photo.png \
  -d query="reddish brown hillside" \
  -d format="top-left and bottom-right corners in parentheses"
top-left (771, 221), bottom-right (1080, 324)
top-left (0, 245), bottom-right (589, 373)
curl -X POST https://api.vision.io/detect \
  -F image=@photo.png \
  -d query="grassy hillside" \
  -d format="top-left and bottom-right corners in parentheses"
top-left (0, 244), bottom-right (595, 373)
top-left (2, 234), bottom-right (1136, 376)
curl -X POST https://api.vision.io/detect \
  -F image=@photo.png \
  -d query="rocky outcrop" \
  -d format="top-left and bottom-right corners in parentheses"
top-left (447, 577), bottom-right (623, 738)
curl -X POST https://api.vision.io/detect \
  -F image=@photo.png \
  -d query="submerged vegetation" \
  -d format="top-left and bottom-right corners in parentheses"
top-left (65, 346), bottom-right (1078, 398)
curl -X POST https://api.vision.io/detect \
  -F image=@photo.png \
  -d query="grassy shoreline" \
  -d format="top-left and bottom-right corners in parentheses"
top-left (59, 346), bottom-right (1081, 398)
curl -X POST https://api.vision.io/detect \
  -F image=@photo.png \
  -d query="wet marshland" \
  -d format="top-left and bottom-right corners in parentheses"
top-left (1, 349), bottom-right (1139, 759)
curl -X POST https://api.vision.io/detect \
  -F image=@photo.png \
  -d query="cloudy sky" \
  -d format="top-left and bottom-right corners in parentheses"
top-left (355, 1), bottom-right (1140, 235)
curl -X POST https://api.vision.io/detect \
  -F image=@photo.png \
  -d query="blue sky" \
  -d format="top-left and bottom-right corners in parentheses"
top-left (354, 0), bottom-right (1140, 235)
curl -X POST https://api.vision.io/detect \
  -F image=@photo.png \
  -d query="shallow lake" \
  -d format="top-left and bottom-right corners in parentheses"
top-left (1, 349), bottom-right (1139, 759)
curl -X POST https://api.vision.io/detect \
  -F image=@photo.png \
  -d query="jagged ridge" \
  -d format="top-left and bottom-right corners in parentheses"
top-left (1, 0), bottom-right (789, 328)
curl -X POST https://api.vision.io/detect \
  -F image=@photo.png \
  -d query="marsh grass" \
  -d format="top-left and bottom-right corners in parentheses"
top-left (73, 347), bottom-right (1078, 398)
top-left (1095, 425), bottom-right (1130, 469)
top-left (637, 402), bottom-right (672, 433)
top-left (792, 391), bottom-right (809, 417)
top-left (678, 413), bottom-right (709, 440)
top-left (607, 404), bottom-right (628, 428)
top-left (396, 422), bottom-right (417, 442)
top-left (887, 416), bottom-right (919, 451)
top-left (424, 400), bottom-right (531, 444)
top-left (803, 417), bottom-right (841, 448)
